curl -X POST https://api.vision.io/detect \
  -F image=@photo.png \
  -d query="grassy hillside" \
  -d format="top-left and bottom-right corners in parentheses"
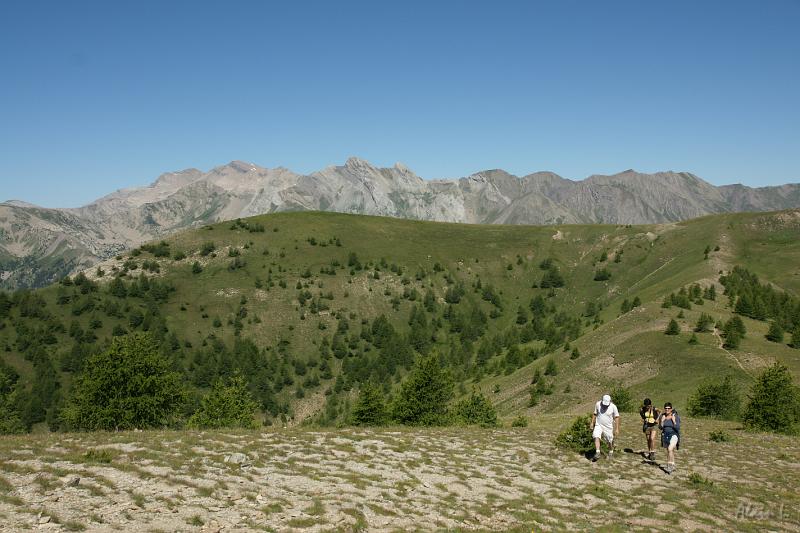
top-left (1, 209), bottom-right (799, 431)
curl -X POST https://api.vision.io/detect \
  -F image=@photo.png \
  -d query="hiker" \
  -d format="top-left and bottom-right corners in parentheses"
top-left (590, 394), bottom-right (619, 460)
top-left (658, 402), bottom-right (681, 473)
top-left (640, 398), bottom-right (660, 460)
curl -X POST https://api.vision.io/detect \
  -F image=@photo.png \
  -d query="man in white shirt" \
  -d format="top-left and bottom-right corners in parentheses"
top-left (590, 394), bottom-right (620, 461)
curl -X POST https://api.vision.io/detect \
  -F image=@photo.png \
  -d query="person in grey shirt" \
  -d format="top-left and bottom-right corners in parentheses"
top-left (658, 402), bottom-right (681, 473)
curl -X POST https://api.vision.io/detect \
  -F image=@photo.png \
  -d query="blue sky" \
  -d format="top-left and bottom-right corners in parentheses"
top-left (1, 1), bottom-right (798, 207)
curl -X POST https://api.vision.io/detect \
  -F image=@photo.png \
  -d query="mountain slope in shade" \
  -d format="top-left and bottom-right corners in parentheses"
top-left (2, 157), bottom-right (800, 289)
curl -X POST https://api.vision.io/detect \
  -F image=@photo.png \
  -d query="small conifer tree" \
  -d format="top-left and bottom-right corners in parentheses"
top-left (665, 319), bottom-right (680, 335)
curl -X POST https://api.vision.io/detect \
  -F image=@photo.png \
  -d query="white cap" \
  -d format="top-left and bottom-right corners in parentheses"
top-left (601, 394), bottom-right (611, 406)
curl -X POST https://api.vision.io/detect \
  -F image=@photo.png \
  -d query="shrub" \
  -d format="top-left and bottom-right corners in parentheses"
top-left (391, 354), bottom-right (453, 426)
top-left (452, 390), bottom-right (498, 427)
top-left (544, 358), bottom-right (558, 376)
top-left (199, 242), bottom-right (216, 256)
top-left (511, 415), bottom-right (529, 428)
top-left (610, 386), bottom-right (634, 412)
top-left (742, 363), bottom-right (800, 434)
top-left (687, 472), bottom-right (715, 490)
top-left (187, 374), bottom-right (258, 429)
top-left (708, 430), bottom-right (734, 443)
top-left (554, 415), bottom-right (594, 453)
top-left (61, 333), bottom-right (186, 431)
top-left (687, 375), bottom-right (741, 420)
top-left (593, 268), bottom-right (611, 282)
top-left (351, 382), bottom-right (387, 426)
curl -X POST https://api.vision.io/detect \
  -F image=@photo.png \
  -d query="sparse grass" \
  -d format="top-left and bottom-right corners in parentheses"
top-left (305, 497), bottom-right (326, 516)
top-left (82, 449), bottom-right (114, 464)
top-left (286, 517), bottom-right (317, 527)
top-left (187, 515), bottom-right (204, 526)
top-left (130, 491), bottom-right (147, 508)
top-left (261, 502), bottom-right (283, 515)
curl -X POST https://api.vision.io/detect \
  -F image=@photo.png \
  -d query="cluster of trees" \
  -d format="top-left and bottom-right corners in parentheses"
top-left (687, 365), bottom-right (800, 434)
top-left (721, 267), bottom-right (800, 347)
top-left (538, 259), bottom-right (565, 289)
top-left (662, 283), bottom-right (715, 310)
top-left (351, 354), bottom-right (497, 427)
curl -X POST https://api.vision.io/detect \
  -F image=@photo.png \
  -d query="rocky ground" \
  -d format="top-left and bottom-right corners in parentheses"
top-left (0, 416), bottom-right (798, 532)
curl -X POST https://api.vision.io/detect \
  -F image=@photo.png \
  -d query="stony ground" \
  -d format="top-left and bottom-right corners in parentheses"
top-left (0, 416), bottom-right (798, 532)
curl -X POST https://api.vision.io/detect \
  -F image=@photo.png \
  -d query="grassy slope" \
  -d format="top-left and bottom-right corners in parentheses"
top-left (2, 210), bottom-right (800, 424)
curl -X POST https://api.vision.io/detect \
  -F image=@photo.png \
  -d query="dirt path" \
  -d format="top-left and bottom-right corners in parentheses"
top-left (712, 328), bottom-right (753, 377)
top-left (628, 257), bottom-right (675, 292)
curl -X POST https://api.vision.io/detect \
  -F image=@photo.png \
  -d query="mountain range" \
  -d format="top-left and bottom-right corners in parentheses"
top-left (2, 157), bottom-right (800, 289)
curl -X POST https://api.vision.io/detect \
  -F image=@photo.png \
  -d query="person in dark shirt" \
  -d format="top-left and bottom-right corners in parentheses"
top-left (658, 402), bottom-right (681, 473)
top-left (639, 398), bottom-right (660, 461)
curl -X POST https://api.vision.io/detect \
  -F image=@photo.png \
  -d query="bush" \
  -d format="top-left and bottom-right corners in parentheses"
top-left (391, 354), bottom-right (453, 426)
top-left (452, 390), bottom-right (498, 427)
top-left (687, 472), bottom-right (715, 490)
top-left (708, 430), bottom-right (734, 443)
top-left (687, 375), bottom-right (741, 420)
top-left (742, 363), bottom-right (800, 434)
top-left (199, 242), bottom-right (216, 256)
top-left (351, 382), bottom-right (387, 426)
top-left (554, 415), bottom-right (594, 453)
top-left (610, 386), bottom-right (634, 412)
top-left (593, 268), bottom-right (611, 282)
top-left (187, 374), bottom-right (259, 429)
top-left (61, 333), bottom-right (186, 431)
top-left (511, 415), bottom-right (529, 428)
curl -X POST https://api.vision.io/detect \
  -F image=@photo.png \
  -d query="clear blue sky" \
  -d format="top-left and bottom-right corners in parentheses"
top-left (1, 1), bottom-right (798, 207)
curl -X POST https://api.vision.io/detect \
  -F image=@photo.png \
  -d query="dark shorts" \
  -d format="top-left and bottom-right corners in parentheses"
top-left (643, 424), bottom-right (658, 435)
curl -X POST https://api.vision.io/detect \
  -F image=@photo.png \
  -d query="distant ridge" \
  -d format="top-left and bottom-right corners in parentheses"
top-left (2, 157), bottom-right (800, 289)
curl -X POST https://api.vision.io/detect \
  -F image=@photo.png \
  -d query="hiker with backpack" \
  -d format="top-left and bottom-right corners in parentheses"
top-left (590, 394), bottom-right (619, 461)
top-left (658, 402), bottom-right (681, 473)
top-left (639, 398), bottom-right (660, 461)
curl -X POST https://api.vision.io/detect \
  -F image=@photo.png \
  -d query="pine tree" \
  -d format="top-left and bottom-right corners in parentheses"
top-left (742, 363), bottom-right (800, 434)
top-left (187, 374), bottom-right (259, 429)
top-left (694, 313), bottom-right (714, 333)
top-left (352, 382), bottom-right (387, 426)
top-left (452, 390), bottom-right (497, 427)
top-left (765, 321), bottom-right (784, 343)
top-left (665, 319), bottom-right (680, 335)
top-left (61, 333), bottom-right (186, 431)
top-left (391, 354), bottom-right (453, 426)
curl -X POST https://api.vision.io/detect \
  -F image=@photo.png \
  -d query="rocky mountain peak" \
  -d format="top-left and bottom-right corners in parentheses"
top-left (344, 157), bottom-right (378, 173)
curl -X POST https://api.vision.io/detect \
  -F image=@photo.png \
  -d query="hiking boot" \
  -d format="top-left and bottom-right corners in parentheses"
top-left (592, 451), bottom-right (600, 461)
top-left (648, 452), bottom-right (656, 461)
top-left (607, 450), bottom-right (614, 459)
top-left (665, 463), bottom-right (674, 473)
